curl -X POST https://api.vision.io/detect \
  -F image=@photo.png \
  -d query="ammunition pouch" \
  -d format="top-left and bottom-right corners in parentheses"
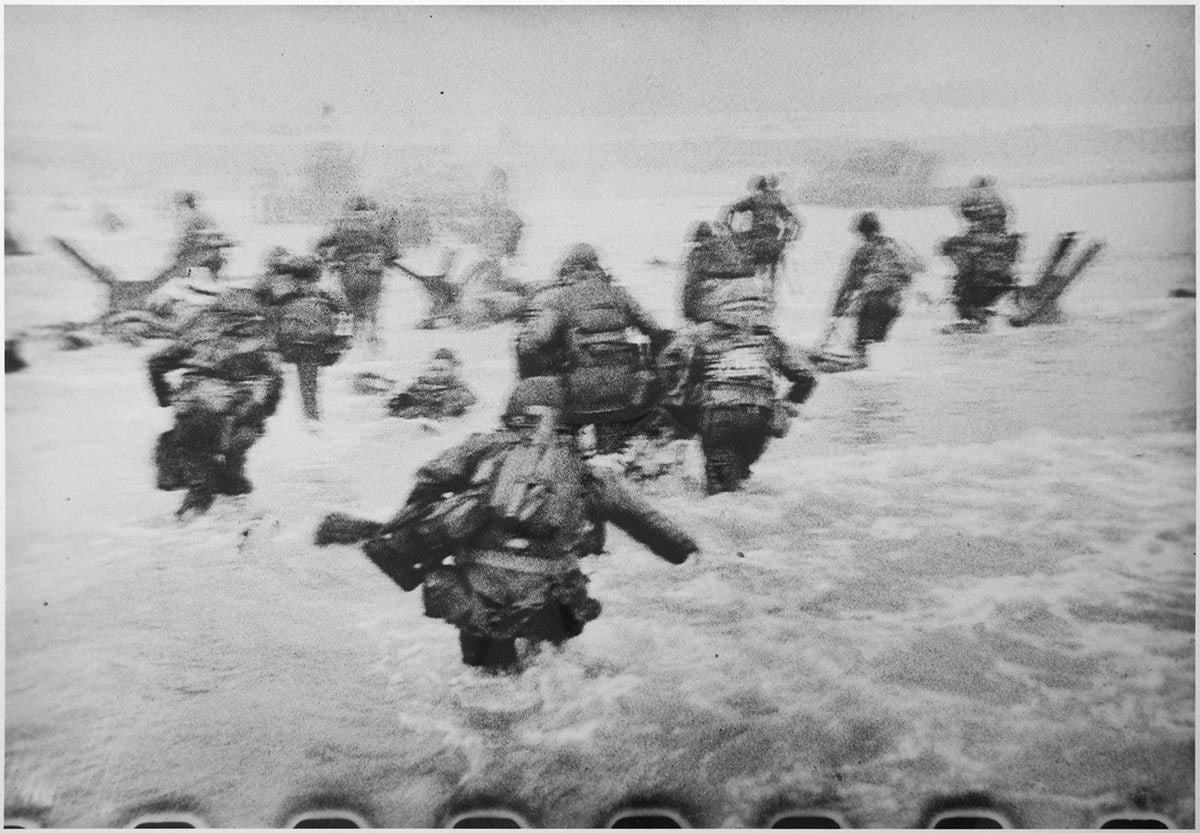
top-left (421, 566), bottom-right (474, 621)
top-left (362, 528), bottom-right (429, 592)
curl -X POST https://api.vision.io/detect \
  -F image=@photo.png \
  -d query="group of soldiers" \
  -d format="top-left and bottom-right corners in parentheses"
top-left (143, 172), bottom-right (1022, 673)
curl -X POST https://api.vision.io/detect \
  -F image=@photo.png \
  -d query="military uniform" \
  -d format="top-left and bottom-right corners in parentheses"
top-left (387, 366), bottom-right (478, 420)
top-left (658, 321), bottom-right (816, 494)
top-left (832, 232), bottom-right (922, 353)
top-left (363, 378), bottom-right (696, 672)
top-left (253, 255), bottom-right (351, 421)
top-left (680, 228), bottom-right (756, 324)
top-left (722, 181), bottom-right (802, 287)
top-left (315, 202), bottom-right (400, 346)
top-left (941, 231), bottom-right (1023, 324)
top-left (171, 199), bottom-right (233, 278)
top-left (516, 248), bottom-right (669, 454)
top-left (958, 182), bottom-right (1010, 234)
top-left (148, 291), bottom-right (283, 515)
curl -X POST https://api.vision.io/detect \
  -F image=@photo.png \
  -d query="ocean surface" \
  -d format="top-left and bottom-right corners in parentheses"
top-left (5, 175), bottom-right (1195, 828)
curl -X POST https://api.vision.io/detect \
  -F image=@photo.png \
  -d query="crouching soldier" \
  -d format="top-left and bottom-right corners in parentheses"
top-left (516, 243), bottom-right (672, 455)
top-left (253, 248), bottom-right (352, 422)
top-left (149, 290), bottom-right (283, 517)
top-left (658, 321), bottom-right (816, 495)
top-left (315, 377), bottom-right (697, 674)
top-left (387, 348), bottom-right (478, 420)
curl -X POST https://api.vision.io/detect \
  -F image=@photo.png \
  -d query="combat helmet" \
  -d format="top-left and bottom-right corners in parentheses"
top-left (556, 243), bottom-right (601, 278)
top-left (688, 221), bottom-right (714, 242)
top-left (502, 376), bottom-right (567, 428)
top-left (346, 195), bottom-right (378, 213)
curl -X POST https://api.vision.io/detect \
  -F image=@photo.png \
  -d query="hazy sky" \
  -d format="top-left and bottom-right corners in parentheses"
top-left (5, 5), bottom-right (1195, 139)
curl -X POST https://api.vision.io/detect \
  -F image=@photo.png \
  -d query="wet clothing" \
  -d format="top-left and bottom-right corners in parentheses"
top-left (316, 210), bottom-right (400, 344)
top-left (387, 370), bottom-right (478, 420)
top-left (724, 189), bottom-right (801, 269)
top-left (172, 208), bottom-right (231, 276)
top-left (474, 204), bottom-right (525, 259)
top-left (681, 236), bottom-right (757, 324)
top-left (700, 405), bottom-right (774, 494)
top-left (942, 231), bottom-right (1023, 324)
top-left (658, 321), bottom-right (816, 494)
top-left (148, 295), bottom-right (283, 512)
top-left (832, 234), bottom-right (922, 352)
top-left (253, 271), bottom-right (351, 421)
top-left (681, 236), bottom-right (772, 330)
top-left (516, 269), bottom-right (668, 431)
top-left (958, 184), bottom-right (1009, 233)
top-left (369, 425), bottom-right (695, 670)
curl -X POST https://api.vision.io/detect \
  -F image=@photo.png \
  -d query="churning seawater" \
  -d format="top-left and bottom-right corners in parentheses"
top-left (5, 176), bottom-right (1194, 827)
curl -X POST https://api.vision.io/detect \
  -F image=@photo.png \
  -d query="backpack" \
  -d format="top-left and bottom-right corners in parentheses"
top-left (277, 294), bottom-right (353, 354)
top-left (702, 331), bottom-right (776, 409)
top-left (859, 237), bottom-right (914, 296)
top-left (562, 280), bottom-right (654, 420)
top-left (487, 410), bottom-right (588, 543)
top-left (700, 274), bottom-right (772, 329)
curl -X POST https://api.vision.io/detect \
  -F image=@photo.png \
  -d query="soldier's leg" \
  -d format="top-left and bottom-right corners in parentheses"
top-left (458, 630), bottom-right (519, 673)
top-left (177, 486), bottom-right (216, 518)
top-left (297, 359), bottom-right (321, 421)
top-left (738, 407), bottom-right (775, 477)
top-left (700, 406), bottom-right (743, 494)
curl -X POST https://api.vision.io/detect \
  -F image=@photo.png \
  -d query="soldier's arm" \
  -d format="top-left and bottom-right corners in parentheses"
top-left (831, 248), bottom-right (868, 315)
top-left (588, 467), bottom-right (697, 564)
top-left (514, 301), bottom-right (563, 367)
top-left (770, 333), bottom-right (819, 404)
top-left (404, 432), bottom-right (503, 508)
top-left (655, 328), bottom-right (700, 401)
top-left (680, 254), bottom-right (704, 322)
top-left (147, 343), bottom-right (192, 407)
top-left (617, 286), bottom-right (669, 345)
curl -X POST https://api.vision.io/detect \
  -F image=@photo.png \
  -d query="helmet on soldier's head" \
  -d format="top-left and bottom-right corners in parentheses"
top-left (264, 246), bottom-right (291, 273)
top-left (347, 195), bottom-right (378, 212)
top-left (175, 191), bottom-right (197, 209)
top-left (556, 243), bottom-right (600, 277)
top-left (688, 221), bottom-right (714, 242)
top-left (972, 176), bottom-right (994, 188)
top-left (502, 376), bottom-right (566, 428)
top-left (211, 289), bottom-right (268, 335)
top-left (749, 175), bottom-right (768, 191)
top-left (283, 254), bottom-right (321, 282)
top-left (855, 212), bottom-right (881, 237)
top-left (765, 174), bottom-right (780, 190)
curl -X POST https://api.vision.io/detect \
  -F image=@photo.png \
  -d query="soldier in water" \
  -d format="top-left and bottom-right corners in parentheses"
top-left (829, 212), bottom-right (925, 359)
top-left (720, 175), bottom-right (802, 293)
top-left (316, 376), bottom-right (697, 673)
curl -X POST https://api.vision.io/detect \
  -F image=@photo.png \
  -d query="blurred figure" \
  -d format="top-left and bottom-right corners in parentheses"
top-left (316, 376), bottom-right (696, 674)
top-left (6, 339), bottom-right (27, 373)
top-left (149, 289), bottom-right (283, 517)
top-left (958, 175), bottom-right (1010, 233)
top-left (516, 243), bottom-right (670, 454)
top-left (387, 348), bottom-right (478, 420)
top-left (253, 248), bottom-right (353, 422)
top-left (658, 320), bottom-right (816, 495)
top-left (828, 212), bottom-right (924, 358)
top-left (942, 177), bottom-right (1023, 327)
top-left (170, 191), bottom-right (234, 279)
top-left (315, 196), bottom-right (400, 349)
top-left (720, 175), bottom-right (802, 291)
top-left (679, 221), bottom-right (764, 326)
